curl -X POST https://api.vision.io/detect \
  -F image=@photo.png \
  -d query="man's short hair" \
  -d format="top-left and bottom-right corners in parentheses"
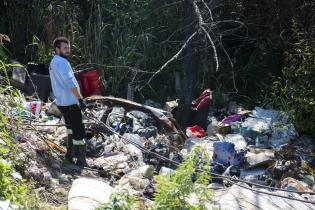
top-left (53, 37), bottom-right (69, 49)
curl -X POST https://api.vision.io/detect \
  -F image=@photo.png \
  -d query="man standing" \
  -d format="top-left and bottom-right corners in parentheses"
top-left (49, 37), bottom-right (87, 166)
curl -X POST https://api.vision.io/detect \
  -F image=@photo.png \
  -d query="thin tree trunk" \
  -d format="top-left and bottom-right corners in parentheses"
top-left (176, 0), bottom-right (199, 129)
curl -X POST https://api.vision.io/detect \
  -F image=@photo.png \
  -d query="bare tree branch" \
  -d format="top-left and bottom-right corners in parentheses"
top-left (201, 0), bottom-right (214, 22)
top-left (138, 0), bottom-right (244, 90)
top-left (139, 31), bottom-right (198, 91)
top-left (201, 26), bottom-right (219, 71)
top-left (192, 0), bottom-right (219, 71)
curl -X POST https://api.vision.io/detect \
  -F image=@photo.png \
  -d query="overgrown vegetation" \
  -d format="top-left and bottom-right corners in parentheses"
top-left (98, 190), bottom-right (142, 210)
top-left (1, 1), bottom-right (315, 131)
top-left (153, 146), bottom-right (212, 210)
top-left (270, 21), bottom-right (315, 135)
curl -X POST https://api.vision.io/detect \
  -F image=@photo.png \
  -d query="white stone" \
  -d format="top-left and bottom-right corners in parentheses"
top-left (127, 165), bottom-right (155, 178)
top-left (68, 178), bottom-right (114, 210)
top-left (118, 176), bottom-right (149, 191)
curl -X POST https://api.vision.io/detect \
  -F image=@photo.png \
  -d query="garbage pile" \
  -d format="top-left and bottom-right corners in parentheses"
top-left (184, 102), bottom-right (315, 198)
top-left (2, 91), bottom-right (315, 209)
top-left (0, 94), bottom-right (187, 209)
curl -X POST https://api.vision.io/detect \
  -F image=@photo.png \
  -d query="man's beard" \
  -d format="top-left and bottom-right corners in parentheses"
top-left (59, 52), bottom-right (70, 60)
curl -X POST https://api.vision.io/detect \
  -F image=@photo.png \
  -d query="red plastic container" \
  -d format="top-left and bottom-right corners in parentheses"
top-left (79, 69), bottom-right (101, 97)
top-left (191, 89), bottom-right (212, 111)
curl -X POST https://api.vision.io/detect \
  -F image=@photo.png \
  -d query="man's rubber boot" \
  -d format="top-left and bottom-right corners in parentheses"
top-left (75, 145), bottom-right (87, 167)
top-left (65, 134), bottom-right (74, 163)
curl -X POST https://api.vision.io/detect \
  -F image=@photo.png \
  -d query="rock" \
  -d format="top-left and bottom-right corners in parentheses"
top-left (246, 152), bottom-right (275, 169)
top-left (123, 144), bottom-right (143, 161)
top-left (118, 176), bottom-right (150, 191)
top-left (224, 134), bottom-right (247, 151)
top-left (127, 165), bottom-right (155, 178)
top-left (159, 167), bottom-right (175, 176)
top-left (68, 178), bottom-right (114, 210)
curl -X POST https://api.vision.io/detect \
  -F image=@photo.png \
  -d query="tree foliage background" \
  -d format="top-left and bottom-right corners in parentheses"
top-left (0, 0), bottom-right (315, 135)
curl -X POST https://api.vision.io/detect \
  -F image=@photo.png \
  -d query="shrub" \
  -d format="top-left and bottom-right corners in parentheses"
top-left (270, 20), bottom-right (315, 135)
top-left (153, 146), bottom-right (213, 210)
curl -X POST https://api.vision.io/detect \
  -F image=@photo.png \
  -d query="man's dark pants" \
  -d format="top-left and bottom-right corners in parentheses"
top-left (58, 104), bottom-right (86, 165)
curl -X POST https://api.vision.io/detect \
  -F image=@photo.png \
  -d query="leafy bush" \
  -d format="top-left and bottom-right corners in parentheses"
top-left (0, 159), bottom-right (28, 204)
top-left (153, 146), bottom-right (213, 210)
top-left (270, 21), bottom-right (315, 135)
top-left (97, 190), bottom-right (141, 210)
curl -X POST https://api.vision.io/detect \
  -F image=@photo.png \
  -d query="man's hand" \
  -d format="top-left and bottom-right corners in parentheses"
top-left (78, 98), bottom-right (86, 111)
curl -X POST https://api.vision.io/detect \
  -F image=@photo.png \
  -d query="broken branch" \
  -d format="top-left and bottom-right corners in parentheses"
top-left (140, 31), bottom-right (198, 90)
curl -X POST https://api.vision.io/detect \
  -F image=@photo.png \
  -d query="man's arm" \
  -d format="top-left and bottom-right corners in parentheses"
top-left (71, 87), bottom-right (83, 99)
top-left (71, 87), bottom-right (86, 110)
